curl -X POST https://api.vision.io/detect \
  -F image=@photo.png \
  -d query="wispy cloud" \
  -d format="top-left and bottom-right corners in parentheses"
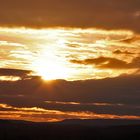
top-left (70, 56), bottom-right (140, 70)
top-left (0, 104), bottom-right (139, 122)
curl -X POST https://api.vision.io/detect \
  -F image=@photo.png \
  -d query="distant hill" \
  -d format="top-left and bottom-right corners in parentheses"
top-left (59, 119), bottom-right (140, 126)
top-left (0, 119), bottom-right (140, 140)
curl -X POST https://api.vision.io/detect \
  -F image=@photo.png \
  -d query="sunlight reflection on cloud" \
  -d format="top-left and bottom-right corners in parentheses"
top-left (0, 103), bottom-right (139, 122)
top-left (0, 27), bottom-right (140, 81)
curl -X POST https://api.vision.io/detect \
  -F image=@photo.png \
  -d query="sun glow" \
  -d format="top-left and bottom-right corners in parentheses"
top-left (1, 27), bottom-right (138, 81)
top-left (36, 61), bottom-right (69, 80)
top-left (31, 49), bottom-right (70, 80)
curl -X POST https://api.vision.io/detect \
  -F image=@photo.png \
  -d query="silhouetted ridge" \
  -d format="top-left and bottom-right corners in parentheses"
top-left (0, 119), bottom-right (140, 140)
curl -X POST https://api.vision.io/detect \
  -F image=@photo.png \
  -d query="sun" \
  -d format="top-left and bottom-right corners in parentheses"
top-left (32, 58), bottom-right (69, 81)
top-left (30, 40), bottom-right (72, 81)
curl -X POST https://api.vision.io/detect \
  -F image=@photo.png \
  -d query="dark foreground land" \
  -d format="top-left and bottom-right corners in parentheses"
top-left (0, 119), bottom-right (140, 140)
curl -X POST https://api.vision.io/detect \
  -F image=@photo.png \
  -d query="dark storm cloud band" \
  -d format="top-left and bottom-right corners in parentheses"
top-left (0, 74), bottom-right (140, 116)
top-left (0, 0), bottom-right (140, 32)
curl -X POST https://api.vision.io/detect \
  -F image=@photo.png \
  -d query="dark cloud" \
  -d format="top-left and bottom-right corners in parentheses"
top-left (0, 68), bottom-right (32, 79)
top-left (120, 36), bottom-right (140, 43)
top-left (0, 74), bottom-right (140, 116)
top-left (70, 56), bottom-right (140, 69)
top-left (0, 0), bottom-right (140, 32)
top-left (113, 50), bottom-right (135, 55)
top-left (70, 57), bottom-right (127, 66)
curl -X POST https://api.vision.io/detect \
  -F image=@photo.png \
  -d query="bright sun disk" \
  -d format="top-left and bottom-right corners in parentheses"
top-left (32, 58), bottom-right (69, 81)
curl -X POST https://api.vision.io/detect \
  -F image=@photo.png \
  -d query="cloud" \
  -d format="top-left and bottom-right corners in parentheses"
top-left (120, 36), bottom-right (140, 43)
top-left (0, 0), bottom-right (140, 32)
top-left (70, 56), bottom-right (140, 69)
top-left (0, 74), bottom-right (140, 118)
top-left (0, 103), bottom-right (139, 122)
top-left (0, 68), bottom-right (31, 76)
top-left (99, 57), bottom-right (140, 69)
top-left (0, 68), bottom-right (32, 77)
top-left (0, 27), bottom-right (139, 80)
top-left (113, 50), bottom-right (135, 55)
top-left (45, 101), bottom-right (120, 106)
top-left (70, 57), bottom-right (127, 66)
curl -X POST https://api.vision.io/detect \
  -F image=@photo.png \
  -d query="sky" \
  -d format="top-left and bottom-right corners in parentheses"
top-left (0, 0), bottom-right (140, 122)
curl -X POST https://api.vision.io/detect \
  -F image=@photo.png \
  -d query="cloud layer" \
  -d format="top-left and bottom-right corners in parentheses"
top-left (0, 27), bottom-right (140, 81)
top-left (0, 27), bottom-right (140, 121)
top-left (0, 74), bottom-right (140, 122)
top-left (0, 0), bottom-right (140, 32)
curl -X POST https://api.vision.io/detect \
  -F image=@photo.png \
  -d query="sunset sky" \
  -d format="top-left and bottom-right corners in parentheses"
top-left (0, 0), bottom-right (140, 122)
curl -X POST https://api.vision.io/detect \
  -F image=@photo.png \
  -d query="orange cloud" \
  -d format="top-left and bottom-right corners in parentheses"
top-left (70, 56), bottom-right (140, 70)
top-left (0, 104), bottom-right (140, 122)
